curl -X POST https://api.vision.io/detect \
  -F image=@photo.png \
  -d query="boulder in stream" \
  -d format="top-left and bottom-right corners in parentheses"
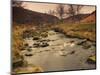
top-left (40, 42), bottom-right (49, 47)
top-left (33, 42), bottom-right (40, 48)
top-left (25, 53), bottom-right (33, 56)
top-left (33, 36), bottom-right (40, 40)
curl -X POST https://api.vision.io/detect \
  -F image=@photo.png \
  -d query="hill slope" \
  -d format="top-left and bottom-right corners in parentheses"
top-left (13, 7), bottom-right (59, 25)
top-left (63, 14), bottom-right (89, 23)
top-left (81, 11), bottom-right (96, 23)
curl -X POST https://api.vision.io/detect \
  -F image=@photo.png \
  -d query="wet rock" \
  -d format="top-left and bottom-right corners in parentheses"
top-left (24, 43), bottom-right (29, 47)
top-left (82, 41), bottom-right (92, 49)
top-left (33, 43), bottom-right (40, 48)
top-left (33, 42), bottom-right (49, 48)
top-left (70, 51), bottom-right (75, 54)
top-left (70, 40), bottom-right (75, 43)
top-left (28, 46), bottom-right (32, 48)
top-left (40, 42), bottom-right (49, 47)
top-left (27, 48), bottom-right (32, 52)
top-left (39, 39), bottom-right (50, 42)
top-left (33, 36), bottom-right (40, 40)
top-left (25, 53), bottom-right (33, 56)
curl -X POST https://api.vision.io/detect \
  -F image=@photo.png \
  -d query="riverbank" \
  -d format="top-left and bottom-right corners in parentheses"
top-left (52, 23), bottom-right (96, 42)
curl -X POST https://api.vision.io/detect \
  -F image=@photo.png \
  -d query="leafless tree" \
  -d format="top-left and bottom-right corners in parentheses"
top-left (66, 5), bottom-right (83, 22)
top-left (76, 5), bottom-right (83, 22)
top-left (56, 4), bottom-right (65, 20)
top-left (67, 5), bottom-right (76, 17)
top-left (76, 5), bottom-right (83, 15)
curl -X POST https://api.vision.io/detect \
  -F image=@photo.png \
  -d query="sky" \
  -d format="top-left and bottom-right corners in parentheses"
top-left (22, 2), bottom-right (96, 14)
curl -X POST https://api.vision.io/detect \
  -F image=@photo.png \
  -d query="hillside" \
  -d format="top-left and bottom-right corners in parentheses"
top-left (13, 7), bottom-right (59, 25)
top-left (63, 14), bottom-right (89, 23)
top-left (81, 11), bottom-right (96, 23)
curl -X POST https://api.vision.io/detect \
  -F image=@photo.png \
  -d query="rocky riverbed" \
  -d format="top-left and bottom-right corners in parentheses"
top-left (20, 30), bottom-right (96, 72)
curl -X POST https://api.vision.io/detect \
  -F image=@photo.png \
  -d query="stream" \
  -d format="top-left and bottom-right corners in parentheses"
top-left (21, 30), bottom-right (96, 72)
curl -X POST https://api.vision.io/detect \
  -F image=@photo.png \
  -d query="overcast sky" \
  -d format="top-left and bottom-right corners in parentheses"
top-left (22, 2), bottom-right (95, 14)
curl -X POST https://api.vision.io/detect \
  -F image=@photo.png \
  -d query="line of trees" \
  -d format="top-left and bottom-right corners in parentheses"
top-left (48, 4), bottom-right (84, 22)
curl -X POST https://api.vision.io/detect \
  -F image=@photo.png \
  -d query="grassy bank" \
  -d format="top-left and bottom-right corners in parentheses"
top-left (52, 23), bottom-right (96, 42)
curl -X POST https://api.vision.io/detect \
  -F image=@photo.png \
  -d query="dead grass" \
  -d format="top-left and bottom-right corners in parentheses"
top-left (52, 23), bottom-right (96, 41)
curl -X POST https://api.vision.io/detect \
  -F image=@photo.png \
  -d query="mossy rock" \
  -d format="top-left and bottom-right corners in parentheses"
top-left (87, 55), bottom-right (96, 64)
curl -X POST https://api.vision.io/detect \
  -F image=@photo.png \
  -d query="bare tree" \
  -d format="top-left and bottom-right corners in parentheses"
top-left (56, 4), bottom-right (65, 20)
top-left (76, 5), bottom-right (83, 15)
top-left (66, 5), bottom-right (83, 23)
top-left (76, 5), bottom-right (83, 22)
top-left (67, 5), bottom-right (76, 17)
